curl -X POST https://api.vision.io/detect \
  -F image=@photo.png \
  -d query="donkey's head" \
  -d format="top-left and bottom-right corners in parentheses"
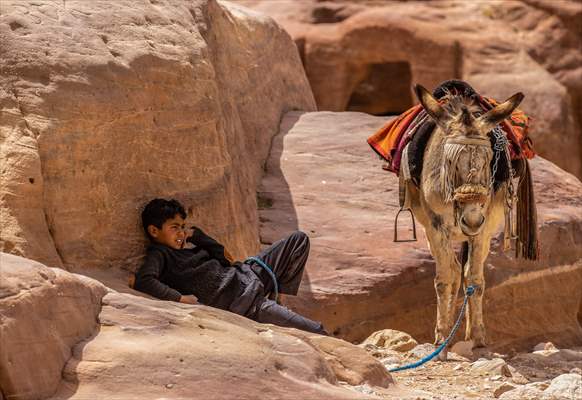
top-left (414, 84), bottom-right (524, 236)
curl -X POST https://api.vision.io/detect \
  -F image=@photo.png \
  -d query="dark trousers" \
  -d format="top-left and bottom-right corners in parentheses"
top-left (246, 231), bottom-right (328, 336)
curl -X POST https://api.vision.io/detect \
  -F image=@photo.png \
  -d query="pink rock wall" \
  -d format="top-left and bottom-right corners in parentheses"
top-left (0, 0), bottom-right (316, 271)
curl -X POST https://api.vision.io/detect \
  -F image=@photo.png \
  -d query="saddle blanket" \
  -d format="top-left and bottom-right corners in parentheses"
top-left (367, 81), bottom-right (536, 175)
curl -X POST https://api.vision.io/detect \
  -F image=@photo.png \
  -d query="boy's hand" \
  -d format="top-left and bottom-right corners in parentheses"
top-left (179, 295), bottom-right (198, 304)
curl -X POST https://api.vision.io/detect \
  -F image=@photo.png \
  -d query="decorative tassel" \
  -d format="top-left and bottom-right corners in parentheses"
top-left (515, 159), bottom-right (539, 260)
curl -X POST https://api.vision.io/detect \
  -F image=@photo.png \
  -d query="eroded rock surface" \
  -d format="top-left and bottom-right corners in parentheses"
top-left (237, 0), bottom-right (582, 178)
top-left (0, 0), bottom-right (315, 271)
top-left (1, 254), bottom-right (399, 400)
top-left (259, 111), bottom-right (582, 351)
top-left (0, 253), bottom-right (106, 399)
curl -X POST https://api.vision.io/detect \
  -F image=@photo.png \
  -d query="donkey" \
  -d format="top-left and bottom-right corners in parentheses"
top-left (406, 84), bottom-right (524, 357)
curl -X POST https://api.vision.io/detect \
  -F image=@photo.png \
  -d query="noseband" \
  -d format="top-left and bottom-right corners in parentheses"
top-left (442, 136), bottom-right (492, 204)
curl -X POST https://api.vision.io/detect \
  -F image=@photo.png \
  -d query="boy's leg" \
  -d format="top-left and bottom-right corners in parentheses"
top-left (251, 231), bottom-right (310, 296)
top-left (253, 298), bottom-right (328, 335)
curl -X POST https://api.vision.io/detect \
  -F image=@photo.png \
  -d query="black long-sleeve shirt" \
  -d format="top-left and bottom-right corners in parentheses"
top-left (134, 227), bottom-right (264, 316)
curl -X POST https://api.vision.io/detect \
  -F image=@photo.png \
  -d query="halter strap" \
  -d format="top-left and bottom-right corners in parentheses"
top-left (445, 137), bottom-right (490, 147)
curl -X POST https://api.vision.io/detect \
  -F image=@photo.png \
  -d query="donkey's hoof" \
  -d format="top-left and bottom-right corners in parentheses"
top-left (437, 348), bottom-right (448, 361)
top-left (472, 337), bottom-right (487, 349)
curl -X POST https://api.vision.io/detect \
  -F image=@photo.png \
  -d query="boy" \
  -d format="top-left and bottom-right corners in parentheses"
top-left (134, 198), bottom-right (328, 335)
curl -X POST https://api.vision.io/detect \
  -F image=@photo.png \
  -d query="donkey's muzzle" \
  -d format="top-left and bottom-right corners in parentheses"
top-left (459, 213), bottom-right (485, 236)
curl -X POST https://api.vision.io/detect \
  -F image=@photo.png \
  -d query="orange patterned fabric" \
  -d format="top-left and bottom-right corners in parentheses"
top-left (367, 105), bottom-right (423, 171)
top-left (367, 97), bottom-right (535, 173)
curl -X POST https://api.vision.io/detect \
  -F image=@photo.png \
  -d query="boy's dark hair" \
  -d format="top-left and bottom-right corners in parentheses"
top-left (141, 198), bottom-right (187, 240)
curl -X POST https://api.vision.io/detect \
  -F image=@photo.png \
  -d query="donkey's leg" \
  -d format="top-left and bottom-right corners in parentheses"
top-left (464, 236), bottom-right (490, 347)
top-left (425, 226), bottom-right (461, 356)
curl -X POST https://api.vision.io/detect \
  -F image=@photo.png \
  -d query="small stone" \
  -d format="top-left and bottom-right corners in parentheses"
top-left (569, 367), bottom-right (582, 375)
top-left (451, 340), bottom-right (473, 358)
top-left (361, 329), bottom-right (418, 352)
top-left (165, 383), bottom-right (174, 389)
top-left (493, 382), bottom-right (516, 398)
top-left (510, 374), bottom-right (528, 385)
top-left (409, 343), bottom-right (436, 359)
top-left (470, 358), bottom-right (511, 377)
top-left (533, 342), bottom-right (556, 352)
top-left (490, 375), bottom-right (503, 381)
top-left (453, 364), bottom-right (463, 371)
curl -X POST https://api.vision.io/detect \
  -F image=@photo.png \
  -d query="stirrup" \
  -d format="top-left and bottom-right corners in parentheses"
top-left (394, 207), bottom-right (418, 242)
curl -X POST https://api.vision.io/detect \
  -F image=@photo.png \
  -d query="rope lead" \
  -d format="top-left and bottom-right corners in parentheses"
top-left (245, 256), bottom-right (279, 302)
top-left (389, 285), bottom-right (477, 372)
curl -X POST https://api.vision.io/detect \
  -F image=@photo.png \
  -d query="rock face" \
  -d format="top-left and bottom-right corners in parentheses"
top-left (1, 254), bottom-right (396, 400)
top-left (0, 0), bottom-right (316, 271)
top-left (259, 111), bottom-right (582, 351)
top-left (236, 0), bottom-right (582, 179)
top-left (0, 253), bottom-right (107, 400)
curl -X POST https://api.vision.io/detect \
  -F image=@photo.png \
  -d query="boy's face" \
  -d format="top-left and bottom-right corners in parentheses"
top-left (148, 214), bottom-right (187, 250)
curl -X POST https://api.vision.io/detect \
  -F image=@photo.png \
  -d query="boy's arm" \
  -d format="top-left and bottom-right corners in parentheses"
top-left (187, 226), bottom-right (233, 266)
top-left (134, 250), bottom-right (182, 302)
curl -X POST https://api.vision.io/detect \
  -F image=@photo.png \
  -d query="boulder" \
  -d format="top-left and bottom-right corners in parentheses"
top-left (2, 254), bottom-right (398, 400)
top-left (51, 293), bottom-right (394, 400)
top-left (499, 373), bottom-right (581, 400)
top-left (259, 111), bottom-right (582, 350)
top-left (0, 253), bottom-right (107, 400)
top-left (236, 0), bottom-right (582, 178)
top-left (0, 0), bottom-right (316, 271)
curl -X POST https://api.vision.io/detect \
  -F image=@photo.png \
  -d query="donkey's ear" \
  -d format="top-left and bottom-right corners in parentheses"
top-left (414, 84), bottom-right (445, 123)
top-left (477, 92), bottom-right (524, 133)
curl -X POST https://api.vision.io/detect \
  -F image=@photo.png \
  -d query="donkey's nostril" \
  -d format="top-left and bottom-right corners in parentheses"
top-left (461, 214), bottom-right (485, 228)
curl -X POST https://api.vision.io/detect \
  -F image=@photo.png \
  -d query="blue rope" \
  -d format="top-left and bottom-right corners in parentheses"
top-left (245, 256), bottom-right (279, 302)
top-left (388, 285), bottom-right (476, 372)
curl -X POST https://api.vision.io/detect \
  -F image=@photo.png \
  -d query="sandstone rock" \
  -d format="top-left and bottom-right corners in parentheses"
top-left (408, 344), bottom-right (437, 360)
top-left (4, 255), bottom-right (398, 399)
top-left (361, 329), bottom-right (418, 352)
top-left (260, 111), bottom-right (582, 351)
top-left (544, 374), bottom-right (582, 399)
top-left (451, 340), bottom-right (474, 359)
top-left (500, 373), bottom-right (581, 400)
top-left (238, 0), bottom-right (582, 178)
top-left (534, 342), bottom-right (558, 351)
top-left (530, 348), bottom-right (582, 362)
top-left (511, 374), bottom-right (530, 385)
top-left (494, 382), bottom-right (517, 398)
top-left (470, 358), bottom-right (512, 377)
top-left (0, 0), bottom-right (315, 270)
top-left (0, 253), bottom-right (107, 400)
top-left (51, 291), bottom-right (393, 399)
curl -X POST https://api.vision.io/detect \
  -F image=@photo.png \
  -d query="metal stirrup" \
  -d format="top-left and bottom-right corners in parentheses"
top-left (394, 207), bottom-right (418, 242)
